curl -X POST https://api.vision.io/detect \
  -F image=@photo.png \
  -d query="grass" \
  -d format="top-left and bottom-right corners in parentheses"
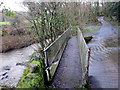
top-left (0, 20), bottom-right (29, 25)
top-left (70, 24), bottom-right (101, 37)
top-left (82, 25), bottom-right (101, 36)
top-left (0, 22), bottom-right (11, 25)
top-left (22, 20), bottom-right (29, 23)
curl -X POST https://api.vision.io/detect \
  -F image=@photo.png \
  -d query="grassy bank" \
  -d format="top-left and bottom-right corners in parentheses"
top-left (17, 53), bottom-right (47, 88)
top-left (82, 25), bottom-right (101, 36)
top-left (0, 22), bottom-right (11, 25)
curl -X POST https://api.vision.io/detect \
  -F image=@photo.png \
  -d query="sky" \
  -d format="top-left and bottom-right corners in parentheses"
top-left (0, 0), bottom-right (28, 12)
top-left (0, 0), bottom-right (119, 12)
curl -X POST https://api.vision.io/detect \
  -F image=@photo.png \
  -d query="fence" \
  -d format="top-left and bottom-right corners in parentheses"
top-left (44, 28), bottom-right (70, 81)
top-left (77, 28), bottom-right (90, 83)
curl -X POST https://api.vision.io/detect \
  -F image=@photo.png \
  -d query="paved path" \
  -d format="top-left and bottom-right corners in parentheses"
top-left (88, 17), bottom-right (119, 88)
top-left (52, 36), bottom-right (82, 88)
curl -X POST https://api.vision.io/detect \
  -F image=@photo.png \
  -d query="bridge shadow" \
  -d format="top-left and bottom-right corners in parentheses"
top-left (88, 76), bottom-right (101, 88)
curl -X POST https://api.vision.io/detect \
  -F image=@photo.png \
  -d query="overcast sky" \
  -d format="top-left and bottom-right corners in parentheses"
top-left (0, 0), bottom-right (119, 12)
top-left (0, 0), bottom-right (28, 12)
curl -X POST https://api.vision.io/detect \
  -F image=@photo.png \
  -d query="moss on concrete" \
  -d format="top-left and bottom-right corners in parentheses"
top-left (50, 62), bottom-right (58, 78)
top-left (84, 36), bottom-right (93, 43)
top-left (17, 54), bottom-right (47, 88)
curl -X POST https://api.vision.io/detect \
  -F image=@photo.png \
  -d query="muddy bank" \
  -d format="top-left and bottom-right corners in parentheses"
top-left (0, 34), bottom-right (36, 53)
top-left (0, 44), bottom-right (39, 86)
top-left (88, 17), bottom-right (119, 88)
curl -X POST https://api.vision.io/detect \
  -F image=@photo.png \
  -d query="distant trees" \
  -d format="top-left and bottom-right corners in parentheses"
top-left (102, 2), bottom-right (120, 22)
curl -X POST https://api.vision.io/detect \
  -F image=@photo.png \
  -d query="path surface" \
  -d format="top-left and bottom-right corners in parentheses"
top-left (52, 36), bottom-right (82, 88)
top-left (88, 17), bottom-right (119, 88)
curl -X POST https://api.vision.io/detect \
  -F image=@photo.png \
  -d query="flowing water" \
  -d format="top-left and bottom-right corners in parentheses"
top-left (88, 17), bottom-right (119, 88)
top-left (0, 44), bottom-right (39, 86)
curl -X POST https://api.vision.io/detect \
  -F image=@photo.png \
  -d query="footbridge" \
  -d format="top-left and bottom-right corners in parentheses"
top-left (44, 27), bottom-right (90, 88)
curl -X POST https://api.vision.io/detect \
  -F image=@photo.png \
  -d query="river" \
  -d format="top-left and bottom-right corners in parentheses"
top-left (0, 44), bottom-right (39, 86)
top-left (88, 17), bottom-right (119, 88)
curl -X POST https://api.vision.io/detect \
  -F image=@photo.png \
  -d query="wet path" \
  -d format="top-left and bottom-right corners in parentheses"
top-left (0, 44), bottom-right (38, 86)
top-left (53, 36), bottom-right (82, 88)
top-left (88, 17), bottom-right (119, 88)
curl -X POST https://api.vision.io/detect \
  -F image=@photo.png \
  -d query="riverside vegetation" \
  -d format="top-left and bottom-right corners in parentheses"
top-left (17, 53), bottom-right (47, 88)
